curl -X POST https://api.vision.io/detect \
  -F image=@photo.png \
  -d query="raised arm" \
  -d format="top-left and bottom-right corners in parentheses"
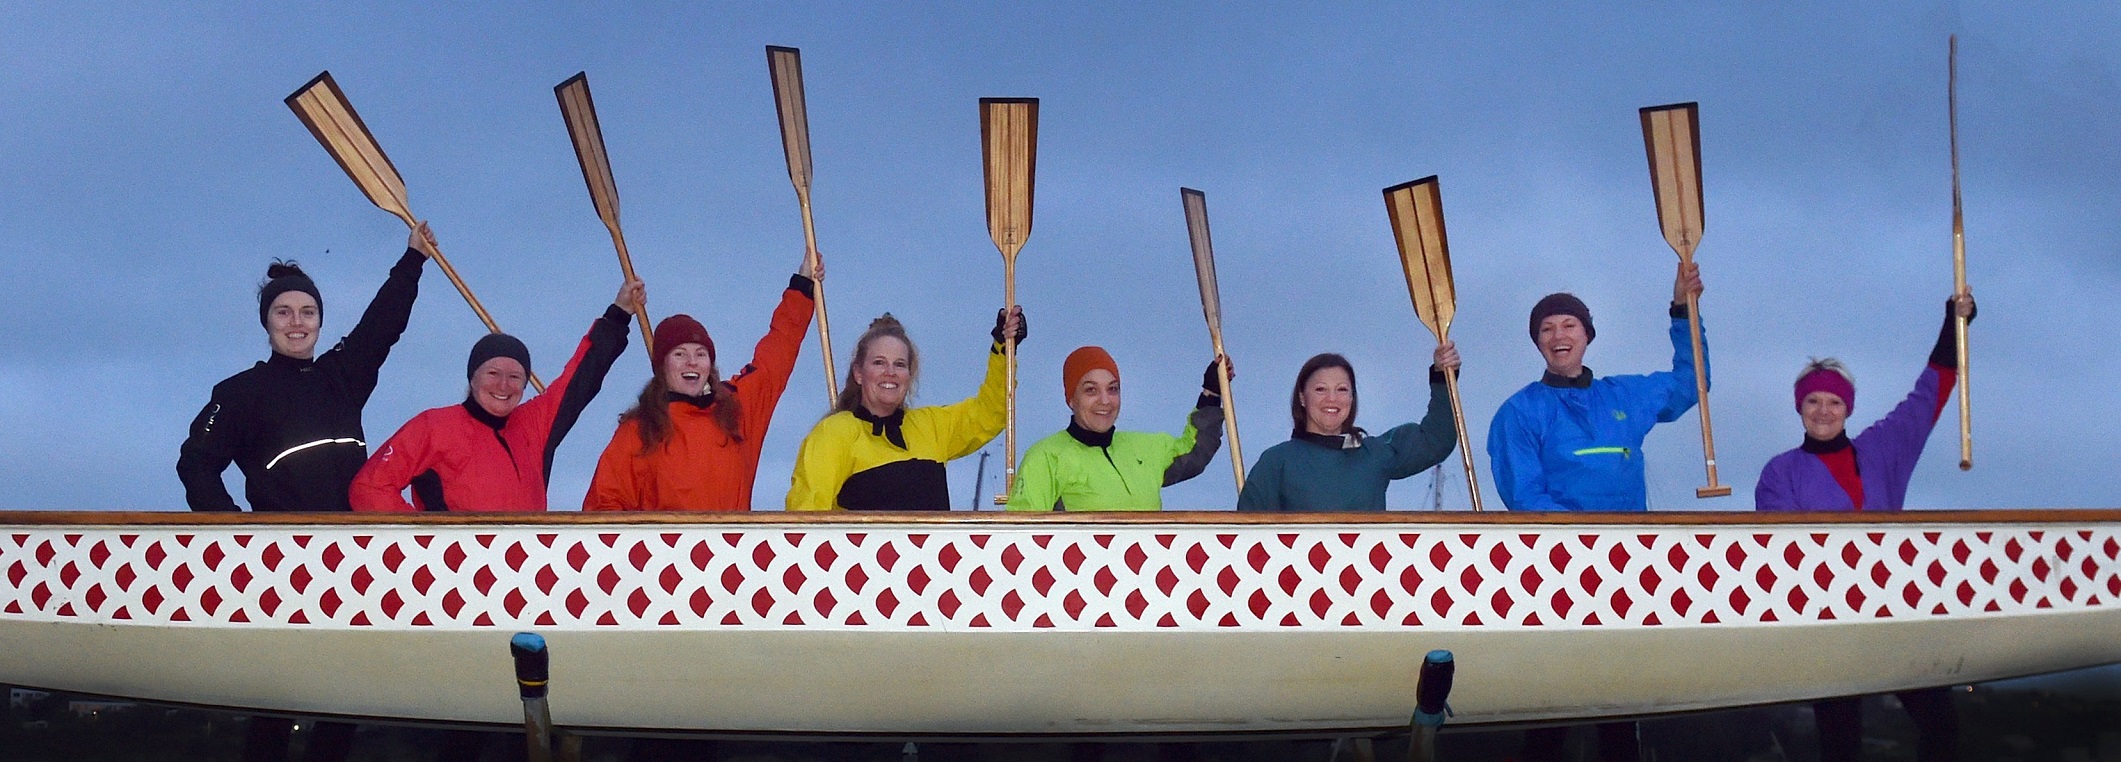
top-left (518, 285), bottom-right (637, 480)
top-left (931, 307), bottom-right (1022, 461)
top-left (1379, 344), bottom-right (1462, 480)
top-left (1648, 261), bottom-right (1709, 423)
top-left (1161, 357), bottom-right (1230, 487)
top-left (729, 272), bottom-right (819, 441)
top-left (328, 224), bottom-right (431, 391)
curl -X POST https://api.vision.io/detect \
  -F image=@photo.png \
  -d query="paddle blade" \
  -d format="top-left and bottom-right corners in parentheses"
top-left (979, 98), bottom-right (1039, 257)
top-left (285, 71), bottom-right (414, 225)
top-left (1640, 102), bottom-right (1705, 259)
top-left (766, 46), bottom-right (814, 190)
top-left (1179, 188), bottom-right (1228, 334)
top-left (1382, 176), bottom-right (1456, 339)
top-left (555, 72), bottom-right (623, 229)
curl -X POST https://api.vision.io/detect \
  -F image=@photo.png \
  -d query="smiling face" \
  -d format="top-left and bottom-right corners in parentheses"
top-left (1800, 391), bottom-right (1849, 441)
top-left (1300, 366), bottom-right (1355, 436)
top-left (471, 357), bottom-right (527, 418)
top-left (1067, 369), bottom-right (1121, 433)
top-left (855, 336), bottom-right (912, 415)
top-left (1537, 314), bottom-right (1590, 377)
top-left (661, 343), bottom-right (714, 396)
top-left (265, 291), bottom-right (320, 359)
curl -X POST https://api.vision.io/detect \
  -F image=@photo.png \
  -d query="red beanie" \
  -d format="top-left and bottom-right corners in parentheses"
top-left (1062, 346), bottom-right (1119, 401)
top-left (653, 314), bottom-right (714, 370)
top-left (1794, 368), bottom-right (1855, 414)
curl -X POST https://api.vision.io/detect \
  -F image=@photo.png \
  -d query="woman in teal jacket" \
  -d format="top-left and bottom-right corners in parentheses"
top-left (1006, 347), bottom-right (1228, 511)
top-left (1236, 344), bottom-right (1458, 511)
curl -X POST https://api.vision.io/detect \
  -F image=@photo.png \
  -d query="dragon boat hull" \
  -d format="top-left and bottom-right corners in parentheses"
top-left (2, 511), bottom-right (2117, 736)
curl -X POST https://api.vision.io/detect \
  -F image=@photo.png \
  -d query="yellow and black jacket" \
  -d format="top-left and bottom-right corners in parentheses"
top-left (787, 347), bottom-right (1007, 510)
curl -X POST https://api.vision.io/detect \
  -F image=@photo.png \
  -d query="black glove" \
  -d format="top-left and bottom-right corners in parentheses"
top-left (991, 307), bottom-right (1028, 349)
top-left (1201, 359), bottom-right (1224, 395)
top-left (1928, 296), bottom-right (1978, 367)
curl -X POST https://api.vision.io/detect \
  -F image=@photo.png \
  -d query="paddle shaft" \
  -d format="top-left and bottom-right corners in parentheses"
top-left (596, 222), bottom-right (654, 355)
top-left (393, 214), bottom-right (546, 393)
top-left (1003, 256), bottom-right (1019, 498)
top-left (1950, 35), bottom-right (1972, 470)
top-left (1440, 361), bottom-right (1483, 512)
top-left (1681, 282), bottom-right (1727, 497)
top-left (794, 187), bottom-right (839, 400)
top-left (1209, 335), bottom-right (1244, 493)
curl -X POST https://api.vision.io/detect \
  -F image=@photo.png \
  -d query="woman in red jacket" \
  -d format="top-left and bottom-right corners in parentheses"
top-left (349, 279), bottom-right (641, 511)
top-left (582, 252), bottom-right (817, 511)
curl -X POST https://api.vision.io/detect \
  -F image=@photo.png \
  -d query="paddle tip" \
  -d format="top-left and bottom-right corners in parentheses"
top-left (1695, 485), bottom-right (1733, 499)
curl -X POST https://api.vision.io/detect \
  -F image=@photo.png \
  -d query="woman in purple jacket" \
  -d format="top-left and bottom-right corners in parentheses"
top-left (1755, 293), bottom-right (1974, 762)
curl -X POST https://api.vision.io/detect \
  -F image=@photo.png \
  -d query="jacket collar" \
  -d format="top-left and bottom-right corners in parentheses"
top-left (265, 352), bottom-right (315, 372)
top-left (1801, 432), bottom-right (1853, 454)
top-left (665, 389), bottom-right (715, 410)
top-left (1066, 419), bottom-right (1114, 449)
top-left (460, 398), bottom-right (508, 431)
top-left (852, 406), bottom-right (909, 450)
top-left (1541, 366), bottom-right (1595, 389)
top-left (1293, 427), bottom-right (1366, 450)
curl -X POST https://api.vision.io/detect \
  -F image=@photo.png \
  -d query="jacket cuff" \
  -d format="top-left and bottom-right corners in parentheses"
top-left (1668, 302), bottom-right (1688, 319)
top-left (395, 247), bottom-right (427, 271)
top-left (1429, 366), bottom-right (1447, 385)
top-left (1195, 392), bottom-right (1219, 409)
top-left (601, 303), bottom-right (632, 325)
top-left (788, 273), bottom-right (816, 299)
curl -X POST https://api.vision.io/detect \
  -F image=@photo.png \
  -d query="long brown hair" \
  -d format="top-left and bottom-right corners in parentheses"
top-left (833, 314), bottom-right (920, 415)
top-left (621, 367), bottom-right (742, 455)
top-left (1289, 353), bottom-right (1357, 437)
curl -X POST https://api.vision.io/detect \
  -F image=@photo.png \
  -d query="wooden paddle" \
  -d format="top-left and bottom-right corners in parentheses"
top-left (980, 98), bottom-right (1037, 503)
top-left (1640, 102), bottom-right (1730, 499)
top-left (1949, 36), bottom-right (1973, 470)
top-left (1179, 188), bottom-right (1247, 494)
top-left (285, 71), bottom-right (545, 392)
top-left (1381, 177), bottom-right (1485, 512)
top-left (767, 46), bottom-right (840, 403)
top-left (554, 72), bottom-right (656, 358)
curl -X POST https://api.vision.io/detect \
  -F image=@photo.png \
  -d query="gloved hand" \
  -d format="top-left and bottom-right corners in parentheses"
top-left (991, 306), bottom-right (1027, 348)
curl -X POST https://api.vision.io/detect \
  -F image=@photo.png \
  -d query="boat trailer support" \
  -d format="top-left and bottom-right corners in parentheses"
top-left (1407, 649), bottom-right (1456, 762)
top-left (510, 632), bottom-right (581, 762)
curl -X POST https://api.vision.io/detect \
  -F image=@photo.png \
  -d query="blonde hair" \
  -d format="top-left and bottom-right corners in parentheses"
top-left (833, 314), bottom-right (920, 414)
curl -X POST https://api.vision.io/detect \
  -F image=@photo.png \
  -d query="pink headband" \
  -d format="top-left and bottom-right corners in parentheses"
top-left (1794, 369), bottom-right (1854, 414)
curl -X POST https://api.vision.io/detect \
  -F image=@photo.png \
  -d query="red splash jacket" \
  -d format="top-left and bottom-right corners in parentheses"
top-left (350, 305), bottom-right (629, 512)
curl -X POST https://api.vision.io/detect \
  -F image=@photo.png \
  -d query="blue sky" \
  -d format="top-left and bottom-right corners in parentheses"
top-left (1, 2), bottom-right (2116, 511)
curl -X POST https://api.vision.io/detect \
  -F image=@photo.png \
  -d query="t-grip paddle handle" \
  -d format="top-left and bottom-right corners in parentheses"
top-left (1406, 650), bottom-right (1455, 762)
top-left (511, 633), bottom-right (554, 762)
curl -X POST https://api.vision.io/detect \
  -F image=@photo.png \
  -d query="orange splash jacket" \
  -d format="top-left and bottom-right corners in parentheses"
top-left (583, 278), bottom-right (814, 511)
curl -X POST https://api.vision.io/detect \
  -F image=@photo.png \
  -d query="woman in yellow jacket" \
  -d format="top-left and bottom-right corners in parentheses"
top-left (786, 307), bottom-right (1024, 510)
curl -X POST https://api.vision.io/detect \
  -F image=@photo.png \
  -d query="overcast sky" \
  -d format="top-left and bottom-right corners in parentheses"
top-left (2, 2), bottom-right (2115, 512)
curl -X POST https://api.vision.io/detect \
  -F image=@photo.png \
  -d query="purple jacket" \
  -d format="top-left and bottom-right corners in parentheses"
top-left (1754, 364), bottom-right (1955, 511)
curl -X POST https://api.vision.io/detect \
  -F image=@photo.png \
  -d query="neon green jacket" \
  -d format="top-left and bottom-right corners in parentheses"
top-left (1006, 405), bottom-right (1224, 512)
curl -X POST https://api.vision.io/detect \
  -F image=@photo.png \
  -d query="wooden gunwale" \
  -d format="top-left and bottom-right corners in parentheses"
top-left (2, 509), bottom-right (2115, 527)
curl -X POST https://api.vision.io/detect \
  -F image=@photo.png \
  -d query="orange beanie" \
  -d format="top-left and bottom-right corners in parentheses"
top-left (1062, 346), bottom-right (1119, 401)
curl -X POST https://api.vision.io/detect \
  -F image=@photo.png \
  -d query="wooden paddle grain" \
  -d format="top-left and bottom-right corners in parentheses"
top-left (285, 71), bottom-right (545, 392)
top-left (1382, 177), bottom-right (1485, 512)
top-left (767, 46), bottom-right (841, 403)
top-left (1179, 188), bottom-right (1247, 494)
top-left (1640, 102), bottom-right (1729, 498)
top-left (980, 98), bottom-right (1037, 503)
top-left (554, 73), bottom-right (656, 357)
top-left (1949, 36), bottom-right (1973, 470)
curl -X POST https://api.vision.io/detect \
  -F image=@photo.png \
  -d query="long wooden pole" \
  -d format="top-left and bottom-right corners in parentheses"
top-left (980, 98), bottom-right (1037, 504)
top-left (767, 46), bottom-right (840, 404)
top-left (1949, 35), bottom-right (1973, 470)
top-left (285, 71), bottom-right (545, 392)
top-left (1179, 188), bottom-right (1247, 494)
top-left (554, 73), bottom-right (656, 358)
top-left (1382, 177), bottom-right (1485, 512)
top-left (1640, 102), bottom-right (1731, 499)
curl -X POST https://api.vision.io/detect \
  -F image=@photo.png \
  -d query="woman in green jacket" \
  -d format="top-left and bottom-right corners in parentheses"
top-left (1006, 346), bottom-right (1229, 511)
top-left (1236, 344), bottom-right (1458, 511)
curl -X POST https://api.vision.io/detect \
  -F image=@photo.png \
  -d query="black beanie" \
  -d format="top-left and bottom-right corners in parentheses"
top-left (1529, 293), bottom-right (1594, 343)
top-left (467, 333), bottom-right (533, 380)
top-left (258, 272), bottom-right (323, 328)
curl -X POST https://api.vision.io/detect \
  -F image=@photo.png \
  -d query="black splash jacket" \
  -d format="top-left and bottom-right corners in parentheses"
top-left (176, 248), bottom-right (425, 512)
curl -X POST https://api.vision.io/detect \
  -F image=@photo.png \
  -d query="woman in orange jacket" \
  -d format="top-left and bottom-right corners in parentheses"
top-left (583, 254), bottom-right (817, 511)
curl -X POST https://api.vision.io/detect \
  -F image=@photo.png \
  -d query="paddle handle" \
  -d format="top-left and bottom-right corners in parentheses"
top-left (796, 188), bottom-right (839, 402)
top-left (1208, 337), bottom-right (1245, 494)
top-left (1682, 286), bottom-right (1730, 498)
top-left (398, 216), bottom-right (546, 393)
top-left (1440, 363), bottom-right (1483, 512)
top-left (604, 224), bottom-right (655, 359)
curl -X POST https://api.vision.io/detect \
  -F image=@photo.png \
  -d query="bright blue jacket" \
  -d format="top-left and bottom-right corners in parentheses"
top-left (1486, 314), bottom-right (1707, 511)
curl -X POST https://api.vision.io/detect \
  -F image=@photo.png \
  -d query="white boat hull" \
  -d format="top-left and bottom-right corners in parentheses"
top-left (2, 512), bottom-right (2116, 735)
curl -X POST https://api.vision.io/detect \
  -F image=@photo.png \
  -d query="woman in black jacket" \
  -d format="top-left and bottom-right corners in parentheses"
top-left (177, 223), bottom-right (433, 514)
